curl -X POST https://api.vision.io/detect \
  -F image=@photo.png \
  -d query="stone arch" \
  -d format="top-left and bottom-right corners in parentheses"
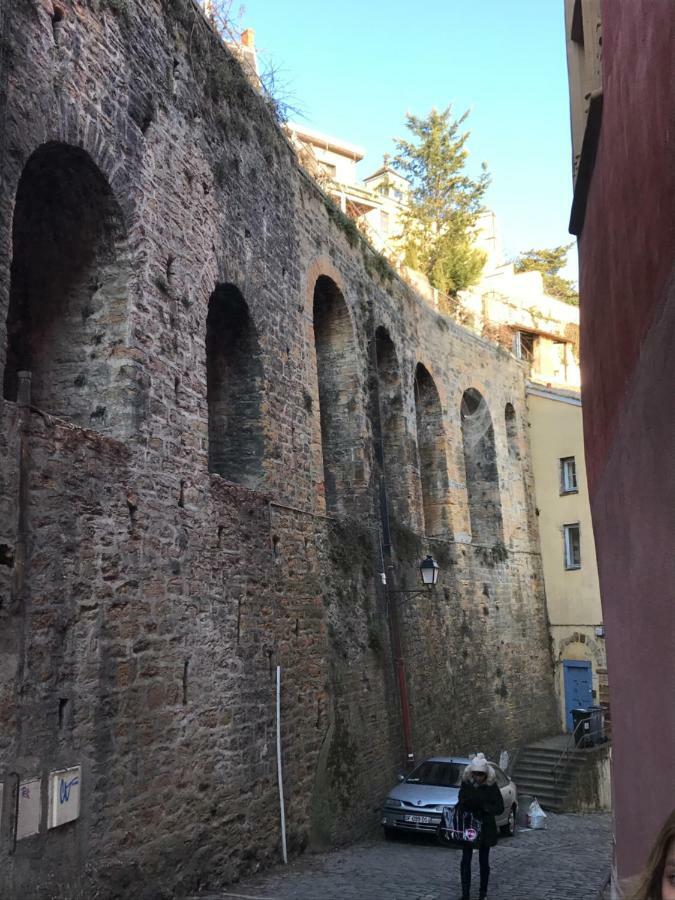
top-left (461, 388), bottom-right (504, 545)
top-left (374, 326), bottom-right (409, 525)
top-left (505, 402), bottom-right (520, 460)
top-left (2, 142), bottom-right (132, 434)
top-left (414, 363), bottom-right (450, 537)
top-left (313, 274), bottom-right (360, 515)
top-left (206, 284), bottom-right (264, 488)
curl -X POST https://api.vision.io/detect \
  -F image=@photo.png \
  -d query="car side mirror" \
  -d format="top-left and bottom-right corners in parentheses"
top-left (397, 774), bottom-right (405, 782)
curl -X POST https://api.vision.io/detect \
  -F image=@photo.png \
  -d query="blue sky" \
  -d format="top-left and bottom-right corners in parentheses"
top-left (239, 0), bottom-right (577, 281)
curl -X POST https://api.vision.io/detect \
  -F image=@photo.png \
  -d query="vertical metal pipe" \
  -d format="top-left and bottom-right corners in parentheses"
top-left (371, 332), bottom-right (415, 767)
top-left (275, 665), bottom-right (288, 864)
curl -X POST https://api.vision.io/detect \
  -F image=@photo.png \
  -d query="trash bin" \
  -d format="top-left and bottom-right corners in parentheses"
top-left (571, 708), bottom-right (592, 747)
top-left (587, 705), bottom-right (606, 743)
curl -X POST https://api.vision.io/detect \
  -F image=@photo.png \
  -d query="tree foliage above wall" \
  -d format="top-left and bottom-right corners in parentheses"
top-left (514, 244), bottom-right (579, 306)
top-left (393, 106), bottom-right (490, 296)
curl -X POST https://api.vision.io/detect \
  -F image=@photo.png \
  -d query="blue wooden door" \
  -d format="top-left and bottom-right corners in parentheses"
top-left (563, 660), bottom-right (593, 732)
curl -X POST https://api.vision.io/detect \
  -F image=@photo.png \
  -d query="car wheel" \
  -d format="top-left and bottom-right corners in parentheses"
top-left (383, 826), bottom-right (399, 841)
top-left (500, 806), bottom-right (516, 837)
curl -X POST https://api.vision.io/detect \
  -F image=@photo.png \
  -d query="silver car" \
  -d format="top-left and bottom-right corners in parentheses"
top-left (381, 756), bottom-right (517, 840)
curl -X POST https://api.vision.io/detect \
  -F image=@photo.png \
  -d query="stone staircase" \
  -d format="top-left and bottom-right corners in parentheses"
top-left (511, 734), bottom-right (611, 815)
top-left (511, 735), bottom-right (608, 812)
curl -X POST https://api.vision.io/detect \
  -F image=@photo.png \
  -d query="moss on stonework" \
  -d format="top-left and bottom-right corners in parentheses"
top-left (389, 519), bottom-right (423, 562)
top-left (430, 540), bottom-right (453, 569)
top-left (478, 540), bottom-right (509, 567)
top-left (103, 0), bottom-right (129, 17)
top-left (327, 519), bottom-right (374, 578)
top-left (490, 541), bottom-right (508, 564)
top-left (324, 199), bottom-right (360, 248)
top-left (325, 714), bottom-right (359, 811)
top-left (367, 616), bottom-right (386, 661)
top-left (362, 247), bottom-right (395, 284)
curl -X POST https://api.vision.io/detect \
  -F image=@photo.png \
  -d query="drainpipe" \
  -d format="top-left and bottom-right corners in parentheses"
top-left (390, 604), bottom-right (415, 766)
top-left (371, 342), bottom-right (415, 768)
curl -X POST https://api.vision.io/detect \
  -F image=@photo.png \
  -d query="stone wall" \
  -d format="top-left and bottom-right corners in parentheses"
top-left (0, 1), bottom-right (557, 897)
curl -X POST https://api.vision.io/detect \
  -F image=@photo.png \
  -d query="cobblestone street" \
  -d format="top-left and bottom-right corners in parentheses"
top-left (189, 812), bottom-right (611, 900)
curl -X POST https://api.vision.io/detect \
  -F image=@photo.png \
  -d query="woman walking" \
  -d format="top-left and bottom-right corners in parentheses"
top-left (457, 753), bottom-right (504, 900)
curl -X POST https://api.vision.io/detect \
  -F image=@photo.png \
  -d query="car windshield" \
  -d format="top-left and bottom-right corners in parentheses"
top-left (405, 761), bottom-right (463, 788)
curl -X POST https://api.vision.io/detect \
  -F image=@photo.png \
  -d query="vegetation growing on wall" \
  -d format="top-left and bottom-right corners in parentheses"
top-left (514, 244), bottom-right (579, 306)
top-left (327, 520), bottom-right (374, 579)
top-left (393, 106), bottom-right (490, 296)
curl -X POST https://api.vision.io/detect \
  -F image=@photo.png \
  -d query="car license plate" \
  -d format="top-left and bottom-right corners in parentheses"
top-left (404, 814), bottom-right (432, 824)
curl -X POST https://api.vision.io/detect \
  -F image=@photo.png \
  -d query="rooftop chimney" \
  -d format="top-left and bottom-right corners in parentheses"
top-left (241, 28), bottom-right (255, 49)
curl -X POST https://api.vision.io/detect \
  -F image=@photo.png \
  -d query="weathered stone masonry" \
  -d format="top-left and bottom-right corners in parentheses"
top-left (0, 1), bottom-right (557, 897)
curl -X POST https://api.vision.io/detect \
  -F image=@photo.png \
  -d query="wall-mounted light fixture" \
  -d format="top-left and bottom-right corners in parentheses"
top-left (382, 555), bottom-right (440, 597)
top-left (419, 554), bottom-right (439, 588)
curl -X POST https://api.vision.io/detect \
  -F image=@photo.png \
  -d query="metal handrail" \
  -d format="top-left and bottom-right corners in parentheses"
top-left (552, 711), bottom-right (608, 792)
top-left (551, 722), bottom-right (581, 792)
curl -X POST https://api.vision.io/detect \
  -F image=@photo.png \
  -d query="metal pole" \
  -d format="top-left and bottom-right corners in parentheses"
top-left (275, 665), bottom-right (288, 864)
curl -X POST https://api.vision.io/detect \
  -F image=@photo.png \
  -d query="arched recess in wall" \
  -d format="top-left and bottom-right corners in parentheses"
top-left (3, 143), bottom-right (131, 433)
top-left (374, 326), bottom-right (409, 526)
top-left (414, 363), bottom-right (450, 537)
top-left (505, 403), bottom-right (520, 460)
top-left (313, 275), bottom-right (360, 516)
top-left (206, 284), bottom-right (264, 488)
top-left (461, 388), bottom-right (504, 545)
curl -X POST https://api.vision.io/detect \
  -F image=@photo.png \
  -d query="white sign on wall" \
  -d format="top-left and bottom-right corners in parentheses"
top-left (16, 777), bottom-right (41, 840)
top-left (48, 766), bottom-right (81, 829)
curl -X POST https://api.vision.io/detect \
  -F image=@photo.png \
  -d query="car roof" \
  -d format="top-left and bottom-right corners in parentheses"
top-left (421, 756), bottom-right (472, 765)
top-left (421, 756), bottom-right (500, 767)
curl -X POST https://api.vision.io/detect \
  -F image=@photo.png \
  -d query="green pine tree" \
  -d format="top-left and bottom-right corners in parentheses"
top-left (393, 106), bottom-right (490, 295)
top-left (514, 244), bottom-right (579, 306)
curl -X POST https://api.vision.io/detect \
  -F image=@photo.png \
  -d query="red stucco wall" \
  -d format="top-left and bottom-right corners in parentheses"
top-left (578, 0), bottom-right (675, 881)
top-left (580, 0), bottom-right (674, 491)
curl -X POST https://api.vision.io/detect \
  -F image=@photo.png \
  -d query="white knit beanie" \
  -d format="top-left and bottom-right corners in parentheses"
top-left (469, 752), bottom-right (489, 774)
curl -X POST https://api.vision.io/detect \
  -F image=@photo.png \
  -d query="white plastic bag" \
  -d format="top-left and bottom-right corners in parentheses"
top-left (527, 798), bottom-right (547, 830)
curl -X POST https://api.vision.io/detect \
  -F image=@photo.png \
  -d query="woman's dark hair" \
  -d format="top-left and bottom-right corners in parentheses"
top-left (631, 808), bottom-right (675, 900)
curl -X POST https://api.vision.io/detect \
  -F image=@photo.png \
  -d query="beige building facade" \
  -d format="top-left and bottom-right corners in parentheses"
top-left (285, 123), bottom-right (410, 256)
top-left (526, 385), bottom-right (606, 732)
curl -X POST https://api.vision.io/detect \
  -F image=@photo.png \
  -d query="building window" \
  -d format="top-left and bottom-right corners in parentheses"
top-left (564, 523), bottom-right (581, 570)
top-left (513, 330), bottom-right (535, 362)
top-left (561, 456), bottom-right (578, 493)
top-left (571, 0), bottom-right (584, 45)
top-left (380, 210), bottom-right (390, 233)
top-left (318, 161), bottom-right (336, 179)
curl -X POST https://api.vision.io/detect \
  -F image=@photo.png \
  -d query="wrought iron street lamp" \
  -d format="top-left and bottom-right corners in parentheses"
top-left (419, 554), bottom-right (439, 588)
top-left (383, 555), bottom-right (440, 597)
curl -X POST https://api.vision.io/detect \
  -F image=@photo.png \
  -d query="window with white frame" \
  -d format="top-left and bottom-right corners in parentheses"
top-left (513, 330), bottom-right (535, 362)
top-left (564, 523), bottom-right (581, 569)
top-left (561, 456), bottom-right (578, 493)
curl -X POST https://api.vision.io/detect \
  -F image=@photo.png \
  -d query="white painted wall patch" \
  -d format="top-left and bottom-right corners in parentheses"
top-left (48, 766), bottom-right (81, 829)
top-left (17, 777), bottom-right (41, 839)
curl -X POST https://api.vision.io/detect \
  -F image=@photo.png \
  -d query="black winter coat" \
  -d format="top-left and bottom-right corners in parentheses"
top-left (457, 778), bottom-right (505, 847)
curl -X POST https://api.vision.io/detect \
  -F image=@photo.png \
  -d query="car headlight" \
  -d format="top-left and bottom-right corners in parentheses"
top-left (384, 798), bottom-right (403, 808)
